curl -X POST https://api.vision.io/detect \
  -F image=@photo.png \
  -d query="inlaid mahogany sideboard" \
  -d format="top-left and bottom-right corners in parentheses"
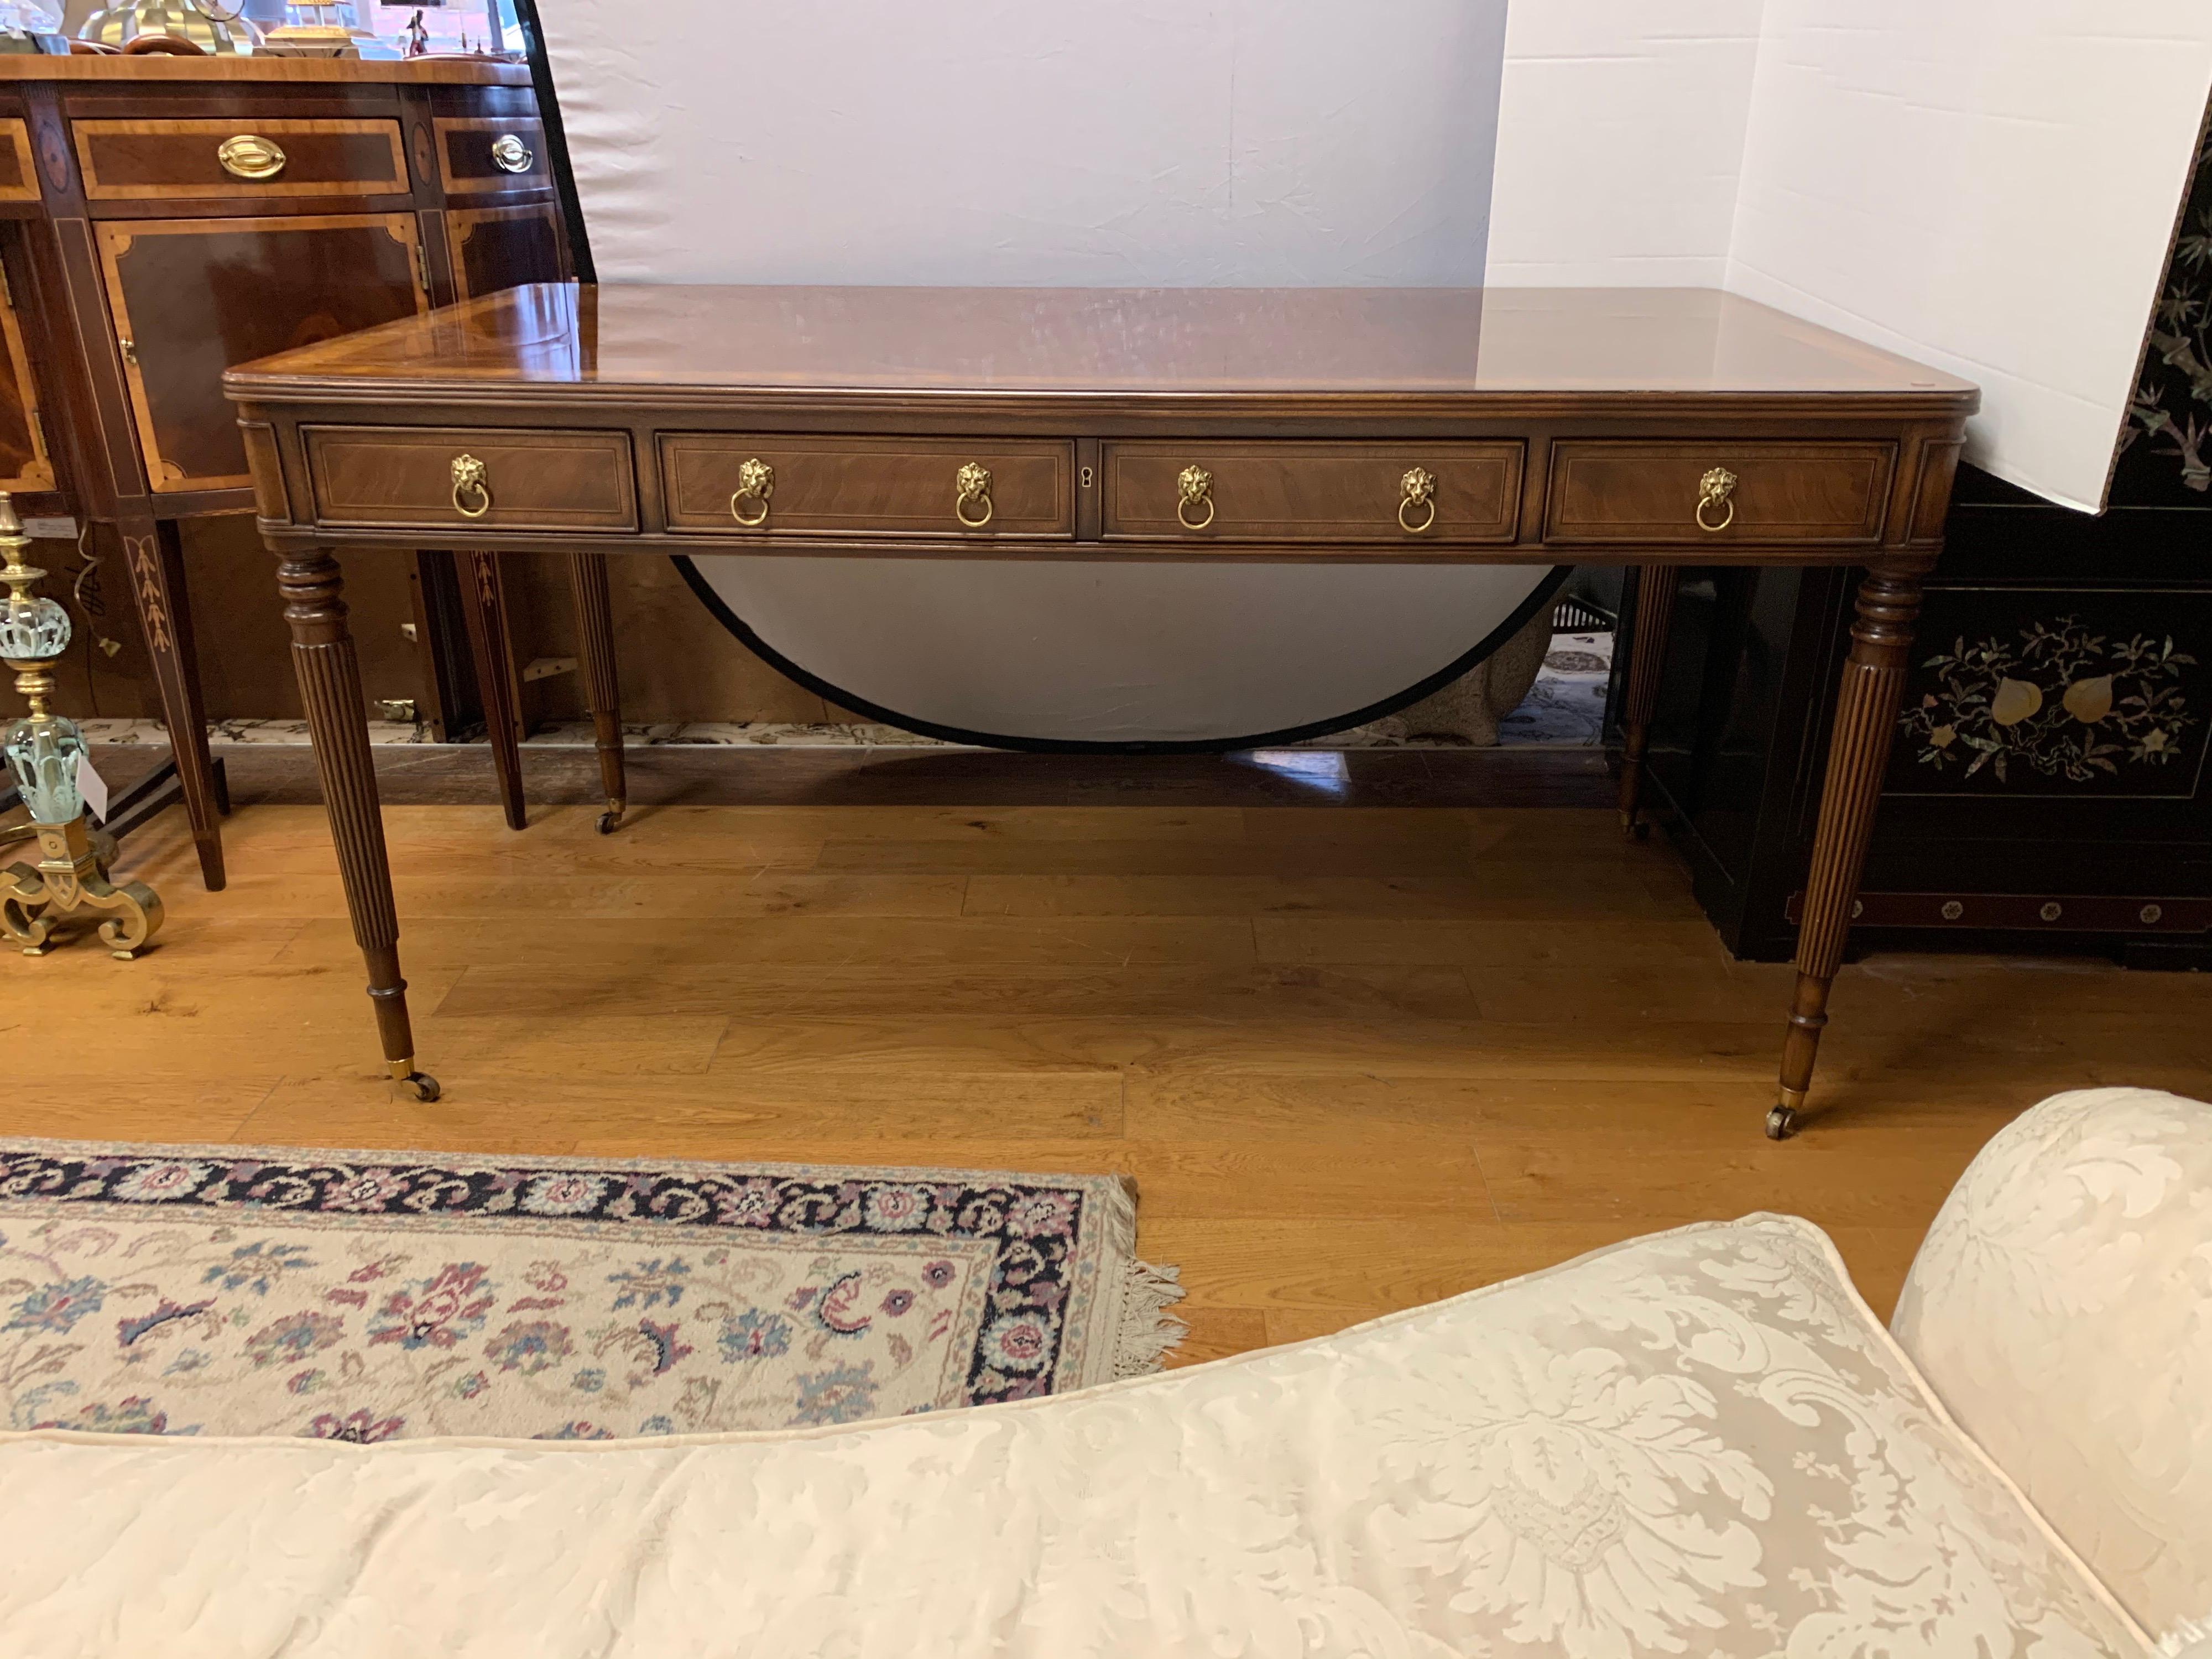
top-left (0, 55), bottom-right (592, 890)
top-left (227, 283), bottom-right (1977, 1139)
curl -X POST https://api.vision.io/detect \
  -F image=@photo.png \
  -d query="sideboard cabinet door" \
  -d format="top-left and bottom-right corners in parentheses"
top-left (446, 200), bottom-right (567, 302)
top-left (0, 241), bottom-right (54, 494)
top-left (95, 212), bottom-right (426, 493)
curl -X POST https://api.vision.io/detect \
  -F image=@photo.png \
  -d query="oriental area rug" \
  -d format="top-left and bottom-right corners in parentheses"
top-left (0, 1140), bottom-right (1184, 1443)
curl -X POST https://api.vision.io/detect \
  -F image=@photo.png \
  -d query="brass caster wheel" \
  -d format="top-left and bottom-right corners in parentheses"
top-left (596, 811), bottom-right (620, 836)
top-left (1765, 1104), bottom-right (1799, 1141)
top-left (399, 1071), bottom-right (441, 1104)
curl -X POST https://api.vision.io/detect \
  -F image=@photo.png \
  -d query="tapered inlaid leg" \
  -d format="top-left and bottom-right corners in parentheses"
top-left (567, 551), bottom-right (627, 834)
top-left (121, 517), bottom-right (226, 890)
top-left (457, 550), bottom-right (528, 832)
top-left (1615, 565), bottom-right (1679, 837)
top-left (278, 546), bottom-right (439, 1103)
top-left (1770, 559), bottom-right (1927, 1140)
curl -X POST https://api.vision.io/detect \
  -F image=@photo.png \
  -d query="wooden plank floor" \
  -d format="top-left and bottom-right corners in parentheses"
top-left (10, 761), bottom-right (2207, 1368)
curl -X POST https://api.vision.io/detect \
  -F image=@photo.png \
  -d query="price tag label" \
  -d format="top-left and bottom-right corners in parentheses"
top-left (74, 750), bottom-right (109, 823)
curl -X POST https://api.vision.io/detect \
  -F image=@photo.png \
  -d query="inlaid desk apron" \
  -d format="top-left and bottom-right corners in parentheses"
top-left (225, 283), bottom-right (1976, 1139)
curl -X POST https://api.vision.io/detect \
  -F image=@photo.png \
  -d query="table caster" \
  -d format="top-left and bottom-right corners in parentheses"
top-left (1765, 1104), bottom-right (1798, 1141)
top-left (395, 1070), bottom-right (441, 1103)
top-left (596, 799), bottom-right (625, 836)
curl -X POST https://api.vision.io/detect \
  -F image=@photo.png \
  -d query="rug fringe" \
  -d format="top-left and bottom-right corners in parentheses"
top-left (1112, 1258), bottom-right (1189, 1379)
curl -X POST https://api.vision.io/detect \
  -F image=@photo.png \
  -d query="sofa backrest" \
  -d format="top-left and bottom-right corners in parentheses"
top-left (1891, 1087), bottom-right (2212, 1652)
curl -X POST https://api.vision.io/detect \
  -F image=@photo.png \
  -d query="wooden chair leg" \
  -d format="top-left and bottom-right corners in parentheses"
top-left (1616, 565), bottom-right (1679, 837)
top-left (567, 551), bottom-right (626, 833)
top-left (1770, 559), bottom-right (1926, 1140)
top-left (121, 517), bottom-right (226, 890)
top-left (455, 549), bottom-right (527, 832)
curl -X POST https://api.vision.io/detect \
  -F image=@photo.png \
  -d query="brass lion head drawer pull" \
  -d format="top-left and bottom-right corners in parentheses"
top-left (1176, 464), bottom-right (1214, 531)
top-left (729, 457), bottom-right (774, 526)
top-left (217, 133), bottom-right (286, 181)
top-left (450, 453), bottom-right (492, 518)
top-left (1696, 466), bottom-right (1737, 533)
top-left (489, 133), bottom-right (535, 174)
top-left (1399, 466), bottom-right (1437, 534)
top-left (954, 461), bottom-right (993, 528)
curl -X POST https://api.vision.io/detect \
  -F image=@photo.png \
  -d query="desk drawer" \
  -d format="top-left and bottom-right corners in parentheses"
top-left (74, 119), bottom-right (409, 203)
top-left (661, 435), bottom-right (1074, 538)
top-left (1101, 441), bottom-right (1522, 543)
top-left (307, 427), bottom-right (637, 531)
top-left (1545, 442), bottom-right (1893, 545)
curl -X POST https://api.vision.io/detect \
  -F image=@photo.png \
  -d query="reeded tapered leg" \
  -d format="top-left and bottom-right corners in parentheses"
top-left (121, 517), bottom-right (226, 890)
top-left (567, 551), bottom-right (627, 834)
top-left (1770, 559), bottom-right (1927, 1140)
top-left (278, 546), bottom-right (439, 1103)
top-left (456, 550), bottom-right (528, 832)
top-left (1615, 565), bottom-right (1679, 837)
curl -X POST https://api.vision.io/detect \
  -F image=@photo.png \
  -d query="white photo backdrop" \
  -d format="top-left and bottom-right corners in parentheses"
top-left (533, 1), bottom-right (1548, 746)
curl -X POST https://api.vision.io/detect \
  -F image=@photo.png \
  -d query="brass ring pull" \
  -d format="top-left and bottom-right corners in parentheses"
top-left (1399, 466), bottom-right (1437, 534)
top-left (1176, 464), bottom-right (1215, 531)
top-left (954, 461), bottom-right (993, 529)
top-left (729, 457), bottom-right (774, 527)
top-left (217, 133), bottom-right (286, 181)
top-left (450, 453), bottom-right (491, 519)
top-left (1695, 466), bottom-right (1737, 533)
top-left (489, 133), bottom-right (535, 174)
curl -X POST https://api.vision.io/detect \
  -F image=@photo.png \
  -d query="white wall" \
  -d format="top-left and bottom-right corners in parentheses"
top-left (1484, 0), bottom-right (1763, 286)
top-left (1486, 0), bottom-right (2212, 511)
top-left (1725, 0), bottom-right (2212, 511)
top-left (546, 0), bottom-right (1509, 287)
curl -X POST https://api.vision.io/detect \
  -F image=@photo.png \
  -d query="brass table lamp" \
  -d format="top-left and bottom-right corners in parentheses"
top-left (0, 493), bottom-right (161, 958)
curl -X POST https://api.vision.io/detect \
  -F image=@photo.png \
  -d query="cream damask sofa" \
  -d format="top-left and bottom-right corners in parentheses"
top-left (1, 1087), bottom-right (2204, 1657)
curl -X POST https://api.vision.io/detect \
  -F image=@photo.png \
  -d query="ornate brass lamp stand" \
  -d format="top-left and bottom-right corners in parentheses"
top-left (0, 493), bottom-right (161, 958)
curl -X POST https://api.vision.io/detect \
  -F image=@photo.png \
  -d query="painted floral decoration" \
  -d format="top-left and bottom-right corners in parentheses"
top-left (1900, 618), bottom-right (2195, 784)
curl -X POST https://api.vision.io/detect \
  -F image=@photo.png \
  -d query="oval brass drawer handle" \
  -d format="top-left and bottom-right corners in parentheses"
top-left (217, 133), bottom-right (286, 182)
top-left (489, 133), bottom-right (535, 175)
top-left (1176, 464), bottom-right (1214, 531)
top-left (1399, 466), bottom-right (1437, 534)
top-left (450, 453), bottom-right (492, 518)
top-left (954, 461), bottom-right (993, 528)
top-left (730, 457), bottom-right (774, 526)
top-left (1696, 466), bottom-right (1737, 533)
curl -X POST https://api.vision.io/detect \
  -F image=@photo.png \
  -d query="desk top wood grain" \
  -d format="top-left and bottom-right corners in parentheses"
top-left (226, 284), bottom-right (1979, 418)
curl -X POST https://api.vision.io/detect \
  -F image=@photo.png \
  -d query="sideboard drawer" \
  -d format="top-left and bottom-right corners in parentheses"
top-left (1101, 441), bottom-right (1524, 543)
top-left (434, 117), bottom-right (554, 197)
top-left (1545, 442), bottom-right (1894, 546)
top-left (306, 427), bottom-right (637, 531)
top-left (661, 435), bottom-right (1074, 538)
top-left (74, 119), bottom-right (409, 203)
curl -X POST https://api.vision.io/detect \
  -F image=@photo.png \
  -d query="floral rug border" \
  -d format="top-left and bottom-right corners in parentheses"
top-left (0, 1139), bottom-right (1181, 1411)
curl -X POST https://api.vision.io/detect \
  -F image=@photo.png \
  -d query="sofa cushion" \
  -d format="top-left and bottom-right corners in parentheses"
top-left (0, 1214), bottom-right (2146, 1657)
top-left (1893, 1087), bottom-right (2212, 1653)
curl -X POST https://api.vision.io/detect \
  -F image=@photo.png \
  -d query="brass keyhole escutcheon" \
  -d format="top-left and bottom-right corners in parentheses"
top-left (955, 461), bottom-right (994, 528)
top-left (1176, 464), bottom-right (1214, 531)
top-left (730, 457), bottom-right (774, 527)
top-left (1079, 465), bottom-right (1096, 490)
top-left (450, 453), bottom-right (492, 519)
top-left (1399, 466), bottom-right (1437, 534)
top-left (489, 133), bottom-right (535, 174)
top-left (1695, 466), bottom-right (1737, 533)
top-left (217, 133), bottom-right (286, 181)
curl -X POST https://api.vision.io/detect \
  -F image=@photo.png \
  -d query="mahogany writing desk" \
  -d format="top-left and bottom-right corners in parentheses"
top-left (225, 283), bottom-right (1976, 1139)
